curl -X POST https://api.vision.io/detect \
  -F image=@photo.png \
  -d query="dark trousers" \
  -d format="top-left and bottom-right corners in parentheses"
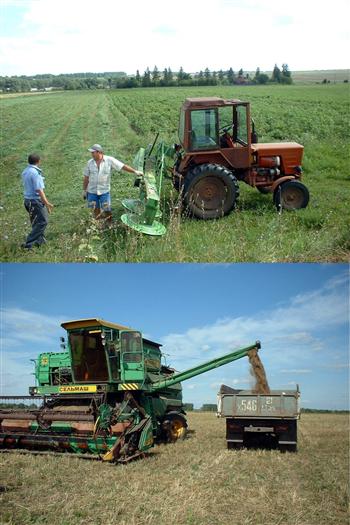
top-left (24, 199), bottom-right (49, 247)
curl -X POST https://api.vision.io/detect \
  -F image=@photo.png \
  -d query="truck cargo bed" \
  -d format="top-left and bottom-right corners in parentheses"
top-left (217, 387), bottom-right (300, 419)
top-left (217, 386), bottom-right (300, 452)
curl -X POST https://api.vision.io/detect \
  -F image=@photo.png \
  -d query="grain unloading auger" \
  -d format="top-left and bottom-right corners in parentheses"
top-left (0, 318), bottom-right (261, 463)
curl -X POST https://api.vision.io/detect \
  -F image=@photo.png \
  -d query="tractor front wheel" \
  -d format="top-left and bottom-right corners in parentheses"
top-left (183, 164), bottom-right (239, 219)
top-left (274, 181), bottom-right (309, 211)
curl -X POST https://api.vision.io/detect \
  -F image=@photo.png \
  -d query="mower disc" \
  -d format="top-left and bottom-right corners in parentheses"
top-left (121, 213), bottom-right (166, 236)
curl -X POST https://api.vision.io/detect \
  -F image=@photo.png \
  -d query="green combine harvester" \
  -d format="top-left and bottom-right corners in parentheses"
top-left (0, 318), bottom-right (261, 463)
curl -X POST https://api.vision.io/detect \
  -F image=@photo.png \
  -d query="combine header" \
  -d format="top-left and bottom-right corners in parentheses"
top-left (122, 97), bottom-right (309, 234)
top-left (0, 318), bottom-right (261, 463)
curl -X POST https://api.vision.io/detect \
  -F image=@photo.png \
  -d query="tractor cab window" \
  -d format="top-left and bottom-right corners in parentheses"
top-left (121, 331), bottom-right (143, 363)
top-left (190, 109), bottom-right (218, 150)
top-left (69, 331), bottom-right (109, 382)
top-left (236, 105), bottom-right (248, 145)
top-left (179, 108), bottom-right (185, 145)
top-left (218, 106), bottom-right (235, 148)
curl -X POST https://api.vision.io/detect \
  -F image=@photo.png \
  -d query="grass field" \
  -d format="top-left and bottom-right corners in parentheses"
top-left (0, 412), bottom-right (348, 525)
top-left (1, 84), bottom-right (349, 262)
top-left (291, 70), bottom-right (349, 84)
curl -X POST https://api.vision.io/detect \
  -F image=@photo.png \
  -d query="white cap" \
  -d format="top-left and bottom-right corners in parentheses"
top-left (88, 144), bottom-right (103, 152)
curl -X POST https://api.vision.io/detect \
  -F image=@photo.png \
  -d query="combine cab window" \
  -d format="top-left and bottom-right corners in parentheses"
top-left (237, 105), bottom-right (248, 145)
top-left (69, 332), bottom-right (109, 382)
top-left (121, 331), bottom-right (143, 363)
top-left (190, 109), bottom-right (218, 150)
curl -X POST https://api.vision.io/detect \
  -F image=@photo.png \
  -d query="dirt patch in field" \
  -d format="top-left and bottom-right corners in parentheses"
top-left (248, 349), bottom-right (270, 394)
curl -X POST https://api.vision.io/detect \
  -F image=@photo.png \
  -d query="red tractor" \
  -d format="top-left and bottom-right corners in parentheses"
top-left (173, 97), bottom-right (309, 219)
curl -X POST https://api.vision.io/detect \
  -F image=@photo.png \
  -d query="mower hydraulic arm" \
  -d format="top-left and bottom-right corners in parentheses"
top-left (151, 341), bottom-right (261, 392)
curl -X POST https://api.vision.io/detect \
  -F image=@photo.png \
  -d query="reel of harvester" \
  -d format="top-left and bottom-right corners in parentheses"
top-left (121, 135), bottom-right (168, 236)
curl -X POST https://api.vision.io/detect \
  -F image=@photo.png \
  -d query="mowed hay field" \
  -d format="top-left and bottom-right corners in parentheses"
top-left (1, 84), bottom-right (349, 262)
top-left (0, 413), bottom-right (348, 525)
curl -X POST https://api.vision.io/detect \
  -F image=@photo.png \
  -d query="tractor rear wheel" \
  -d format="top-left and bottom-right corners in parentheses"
top-left (162, 413), bottom-right (187, 442)
top-left (257, 186), bottom-right (271, 194)
top-left (274, 181), bottom-right (309, 210)
top-left (183, 164), bottom-right (239, 219)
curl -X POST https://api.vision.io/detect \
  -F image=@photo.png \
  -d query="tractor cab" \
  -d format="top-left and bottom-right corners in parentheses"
top-left (174, 97), bottom-right (308, 219)
top-left (178, 98), bottom-right (252, 153)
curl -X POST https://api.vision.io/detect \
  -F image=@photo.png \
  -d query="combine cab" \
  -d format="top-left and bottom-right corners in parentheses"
top-left (0, 318), bottom-right (261, 463)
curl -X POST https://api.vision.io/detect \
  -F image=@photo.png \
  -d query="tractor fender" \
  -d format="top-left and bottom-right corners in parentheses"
top-left (271, 176), bottom-right (296, 193)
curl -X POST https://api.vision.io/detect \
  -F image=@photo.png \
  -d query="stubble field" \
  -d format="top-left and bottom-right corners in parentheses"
top-left (0, 412), bottom-right (348, 525)
top-left (0, 84), bottom-right (349, 262)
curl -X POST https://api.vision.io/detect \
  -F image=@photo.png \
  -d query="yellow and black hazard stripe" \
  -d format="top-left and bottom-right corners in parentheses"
top-left (119, 383), bottom-right (139, 391)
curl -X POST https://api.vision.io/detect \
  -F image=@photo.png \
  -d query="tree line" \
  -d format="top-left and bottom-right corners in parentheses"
top-left (0, 64), bottom-right (292, 93)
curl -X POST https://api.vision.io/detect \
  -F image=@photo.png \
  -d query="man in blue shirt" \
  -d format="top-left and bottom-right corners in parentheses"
top-left (21, 153), bottom-right (53, 249)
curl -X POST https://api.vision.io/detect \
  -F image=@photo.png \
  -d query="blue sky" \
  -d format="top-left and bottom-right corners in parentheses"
top-left (1, 263), bottom-right (349, 409)
top-left (0, 0), bottom-right (349, 76)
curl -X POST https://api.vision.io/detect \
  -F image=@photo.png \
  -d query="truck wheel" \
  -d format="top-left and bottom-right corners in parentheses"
top-left (227, 442), bottom-right (243, 450)
top-left (274, 181), bottom-right (309, 210)
top-left (162, 413), bottom-right (187, 442)
top-left (280, 444), bottom-right (297, 453)
top-left (184, 164), bottom-right (239, 219)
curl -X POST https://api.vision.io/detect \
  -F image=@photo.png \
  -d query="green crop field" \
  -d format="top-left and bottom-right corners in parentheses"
top-left (0, 412), bottom-right (348, 525)
top-left (0, 84), bottom-right (349, 262)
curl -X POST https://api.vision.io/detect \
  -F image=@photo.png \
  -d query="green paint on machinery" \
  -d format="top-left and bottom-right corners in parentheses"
top-left (121, 137), bottom-right (173, 236)
top-left (0, 318), bottom-right (261, 463)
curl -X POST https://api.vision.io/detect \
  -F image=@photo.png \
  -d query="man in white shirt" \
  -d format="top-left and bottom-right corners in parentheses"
top-left (83, 144), bottom-right (143, 222)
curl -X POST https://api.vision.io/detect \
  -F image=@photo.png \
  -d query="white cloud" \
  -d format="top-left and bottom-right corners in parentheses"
top-left (280, 369), bottom-right (312, 374)
top-left (0, 307), bottom-right (68, 394)
top-left (210, 377), bottom-right (250, 390)
top-left (0, 0), bottom-right (349, 75)
top-left (322, 363), bottom-right (349, 369)
top-left (161, 273), bottom-right (348, 370)
top-left (1, 307), bottom-right (66, 346)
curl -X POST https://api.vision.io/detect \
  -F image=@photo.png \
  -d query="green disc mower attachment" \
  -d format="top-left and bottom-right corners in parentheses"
top-left (121, 142), bottom-right (167, 236)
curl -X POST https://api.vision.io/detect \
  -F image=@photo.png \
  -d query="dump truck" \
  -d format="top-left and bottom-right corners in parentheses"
top-left (0, 318), bottom-right (261, 463)
top-left (217, 385), bottom-right (300, 452)
top-left (121, 97), bottom-right (309, 234)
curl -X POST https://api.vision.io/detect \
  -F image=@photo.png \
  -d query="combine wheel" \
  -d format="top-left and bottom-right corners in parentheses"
top-left (162, 413), bottom-right (187, 442)
top-left (274, 181), bottom-right (309, 210)
top-left (183, 164), bottom-right (239, 219)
